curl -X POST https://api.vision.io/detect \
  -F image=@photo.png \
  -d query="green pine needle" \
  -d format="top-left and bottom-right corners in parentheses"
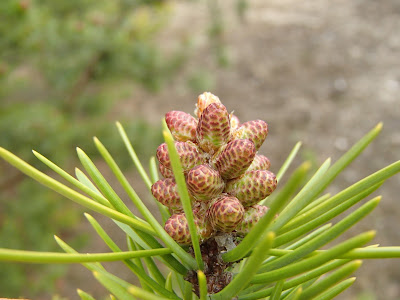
top-left (251, 231), bottom-right (375, 284)
top-left (270, 280), bottom-right (285, 300)
top-left (276, 141), bottom-right (302, 182)
top-left (0, 147), bottom-right (155, 236)
top-left (116, 121), bottom-right (153, 190)
top-left (0, 247), bottom-right (172, 263)
top-left (198, 270), bottom-right (208, 300)
top-left (312, 277), bottom-right (356, 300)
top-left (77, 289), bottom-right (96, 300)
top-left (163, 123), bottom-right (203, 271)
top-left (298, 260), bottom-right (362, 299)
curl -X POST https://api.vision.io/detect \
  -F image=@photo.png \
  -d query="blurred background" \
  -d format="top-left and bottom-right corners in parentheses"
top-left (0, 0), bottom-right (399, 299)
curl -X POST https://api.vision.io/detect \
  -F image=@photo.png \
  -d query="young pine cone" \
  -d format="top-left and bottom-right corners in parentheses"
top-left (207, 195), bottom-right (245, 232)
top-left (151, 178), bottom-right (182, 211)
top-left (164, 213), bottom-right (192, 245)
top-left (247, 154), bottom-right (271, 171)
top-left (235, 205), bottom-right (269, 236)
top-left (195, 92), bottom-right (222, 119)
top-left (234, 120), bottom-right (268, 151)
top-left (225, 170), bottom-right (277, 207)
top-left (196, 103), bottom-right (231, 153)
top-left (155, 92), bottom-right (277, 244)
top-left (165, 111), bottom-right (198, 142)
top-left (186, 164), bottom-right (225, 201)
top-left (213, 139), bottom-right (256, 180)
top-left (164, 211), bottom-right (214, 245)
top-left (156, 141), bottom-right (205, 171)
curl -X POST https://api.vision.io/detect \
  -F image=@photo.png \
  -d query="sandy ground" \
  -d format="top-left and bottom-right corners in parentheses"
top-left (57, 0), bottom-right (400, 299)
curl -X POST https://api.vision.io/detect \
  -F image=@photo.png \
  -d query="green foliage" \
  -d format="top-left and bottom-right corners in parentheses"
top-left (187, 69), bottom-right (216, 94)
top-left (0, 121), bottom-right (399, 299)
top-left (0, 0), bottom-right (175, 296)
top-left (0, 0), bottom-right (185, 94)
top-left (207, 0), bottom-right (231, 67)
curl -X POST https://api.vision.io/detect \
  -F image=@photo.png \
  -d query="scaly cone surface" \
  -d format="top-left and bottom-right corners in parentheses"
top-left (156, 141), bottom-right (205, 171)
top-left (225, 170), bottom-right (277, 207)
top-left (186, 164), bottom-right (225, 201)
top-left (151, 92), bottom-right (278, 294)
top-left (151, 178), bottom-right (182, 211)
top-left (247, 154), bottom-right (271, 171)
top-left (196, 102), bottom-right (231, 153)
top-left (213, 139), bottom-right (256, 180)
top-left (165, 111), bottom-right (198, 142)
top-left (235, 205), bottom-right (269, 236)
top-left (234, 120), bottom-right (268, 151)
top-left (207, 195), bottom-right (245, 232)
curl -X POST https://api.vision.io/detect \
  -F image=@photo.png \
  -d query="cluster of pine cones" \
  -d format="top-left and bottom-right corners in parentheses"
top-left (151, 92), bottom-right (277, 245)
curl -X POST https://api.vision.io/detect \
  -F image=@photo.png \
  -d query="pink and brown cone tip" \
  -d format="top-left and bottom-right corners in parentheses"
top-left (151, 178), bottom-right (182, 211)
top-left (156, 141), bottom-right (205, 171)
top-left (195, 92), bottom-right (222, 119)
top-left (213, 139), bottom-right (256, 180)
top-left (207, 195), bottom-right (245, 232)
top-left (229, 113), bottom-right (240, 130)
top-left (165, 111), bottom-right (198, 142)
top-left (235, 205), bottom-right (269, 236)
top-left (164, 213), bottom-right (192, 245)
top-left (247, 154), bottom-right (271, 171)
top-left (225, 170), bottom-right (277, 207)
top-left (196, 103), bottom-right (231, 153)
top-left (186, 164), bottom-right (225, 201)
top-left (235, 120), bottom-right (268, 151)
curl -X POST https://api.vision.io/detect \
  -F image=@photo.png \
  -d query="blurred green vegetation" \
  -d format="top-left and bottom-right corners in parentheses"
top-left (356, 291), bottom-right (377, 300)
top-left (0, 0), bottom-right (181, 297)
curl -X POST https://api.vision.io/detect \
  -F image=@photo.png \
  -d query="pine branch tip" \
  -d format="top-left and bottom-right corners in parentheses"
top-left (324, 157), bottom-right (332, 165)
top-left (367, 230), bottom-right (377, 239)
top-left (371, 196), bottom-right (382, 205)
top-left (354, 260), bottom-right (363, 266)
top-left (301, 161), bottom-right (312, 171)
top-left (375, 122), bottom-right (383, 131)
top-left (162, 130), bottom-right (170, 138)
